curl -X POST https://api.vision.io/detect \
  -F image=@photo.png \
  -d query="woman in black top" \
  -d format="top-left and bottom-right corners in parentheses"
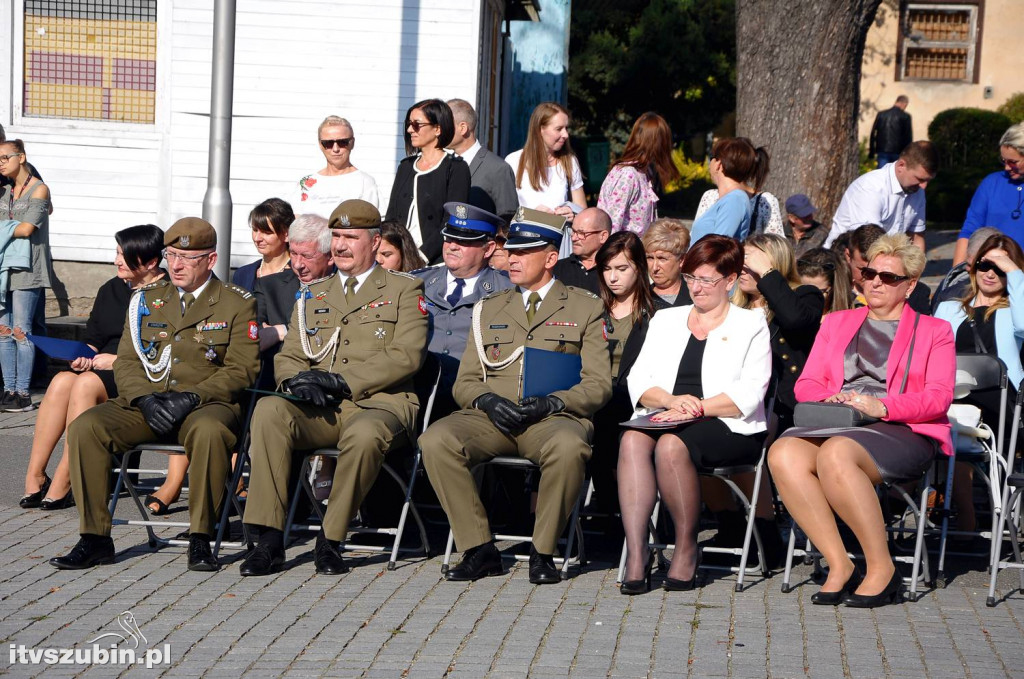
top-left (589, 232), bottom-right (657, 515)
top-left (385, 99), bottom-right (470, 264)
top-left (232, 198), bottom-right (293, 292)
top-left (21, 225), bottom-right (165, 510)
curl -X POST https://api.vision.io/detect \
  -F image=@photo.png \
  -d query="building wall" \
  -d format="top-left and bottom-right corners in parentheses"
top-left (1, 0), bottom-right (485, 269)
top-left (859, 0), bottom-right (1022, 143)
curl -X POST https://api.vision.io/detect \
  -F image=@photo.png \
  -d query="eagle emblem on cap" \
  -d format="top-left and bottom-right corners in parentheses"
top-left (180, 235), bottom-right (190, 247)
top-left (514, 206), bottom-right (525, 222)
top-left (455, 204), bottom-right (468, 219)
top-left (339, 214), bottom-right (350, 227)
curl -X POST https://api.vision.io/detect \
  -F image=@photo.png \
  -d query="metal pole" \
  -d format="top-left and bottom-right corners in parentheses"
top-left (202, 0), bottom-right (236, 282)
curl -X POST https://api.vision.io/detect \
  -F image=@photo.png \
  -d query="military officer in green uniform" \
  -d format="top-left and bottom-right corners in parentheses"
top-left (51, 218), bottom-right (260, 572)
top-left (420, 208), bottom-right (612, 584)
top-left (240, 199), bottom-right (428, 576)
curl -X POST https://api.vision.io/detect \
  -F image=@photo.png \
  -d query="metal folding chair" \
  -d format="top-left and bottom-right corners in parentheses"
top-left (984, 384), bottom-right (1024, 606)
top-left (780, 471), bottom-right (936, 601)
top-left (935, 353), bottom-right (1012, 582)
top-left (440, 457), bottom-right (590, 580)
top-left (615, 381), bottom-right (778, 591)
top-left (282, 367), bottom-right (440, 570)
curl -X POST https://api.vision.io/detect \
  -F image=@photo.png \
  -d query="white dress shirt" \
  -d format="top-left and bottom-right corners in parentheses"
top-left (446, 270), bottom-right (480, 298)
top-left (519, 277), bottom-right (556, 308)
top-left (825, 162), bottom-right (926, 247)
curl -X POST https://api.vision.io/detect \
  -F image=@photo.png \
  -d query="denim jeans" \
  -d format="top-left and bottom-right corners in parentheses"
top-left (0, 288), bottom-right (43, 393)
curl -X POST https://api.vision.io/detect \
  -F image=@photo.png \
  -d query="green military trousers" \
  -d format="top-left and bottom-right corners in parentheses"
top-left (420, 409), bottom-right (593, 554)
top-left (67, 400), bottom-right (239, 537)
top-left (244, 396), bottom-right (406, 542)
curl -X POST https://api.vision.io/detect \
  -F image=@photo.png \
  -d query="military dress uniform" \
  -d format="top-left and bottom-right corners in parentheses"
top-left (243, 254), bottom-right (428, 544)
top-left (65, 231), bottom-right (260, 541)
top-left (420, 209), bottom-right (612, 558)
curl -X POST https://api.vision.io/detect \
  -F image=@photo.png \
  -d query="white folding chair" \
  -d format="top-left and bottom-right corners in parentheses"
top-left (984, 383), bottom-right (1024, 606)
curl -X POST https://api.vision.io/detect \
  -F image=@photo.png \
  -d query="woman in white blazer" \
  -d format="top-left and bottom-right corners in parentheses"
top-left (619, 235), bottom-right (772, 594)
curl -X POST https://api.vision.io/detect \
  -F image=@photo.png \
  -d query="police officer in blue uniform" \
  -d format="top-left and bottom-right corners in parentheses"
top-left (413, 202), bottom-right (512, 421)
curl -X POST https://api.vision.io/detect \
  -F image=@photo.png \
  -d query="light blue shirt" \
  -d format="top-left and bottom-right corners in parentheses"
top-left (690, 189), bottom-right (753, 243)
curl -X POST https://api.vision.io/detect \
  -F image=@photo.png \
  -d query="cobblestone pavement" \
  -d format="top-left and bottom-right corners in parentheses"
top-left (5, 356), bottom-right (1024, 677)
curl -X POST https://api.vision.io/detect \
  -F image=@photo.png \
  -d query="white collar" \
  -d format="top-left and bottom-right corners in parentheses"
top-left (459, 140), bottom-right (482, 166)
top-left (520, 277), bottom-right (556, 306)
top-left (178, 275), bottom-right (212, 302)
top-left (340, 264), bottom-right (377, 294)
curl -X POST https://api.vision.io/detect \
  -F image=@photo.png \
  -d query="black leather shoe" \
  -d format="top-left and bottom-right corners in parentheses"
top-left (50, 535), bottom-right (114, 570)
top-left (811, 567), bottom-right (863, 606)
top-left (528, 546), bottom-right (561, 584)
top-left (20, 475), bottom-right (51, 509)
top-left (239, 543), bottom-right (284, 576)
top-left (187, 534), bottom-right (219, 572)
top-left (843, 568), bottom-right (902, 608)
top-left (40, 490), bottom-right (75, 511)
top-left (620, 549), bottom-right (654, 595)
top-left (446, 542), bottom-right (503, 581)
top-left (314, 533), bottom-right (349, 575)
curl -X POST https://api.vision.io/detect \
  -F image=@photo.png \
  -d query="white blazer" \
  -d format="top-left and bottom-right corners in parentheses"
top-left (628, 303), bottom-right (772, 435)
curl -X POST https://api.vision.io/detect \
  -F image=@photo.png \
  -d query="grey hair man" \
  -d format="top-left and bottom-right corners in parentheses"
top-left (447, 98), bottom-right (518, 225)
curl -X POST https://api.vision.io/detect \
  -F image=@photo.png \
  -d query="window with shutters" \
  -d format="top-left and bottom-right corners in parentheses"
top-left (898, 2), bottom-right (982, 83)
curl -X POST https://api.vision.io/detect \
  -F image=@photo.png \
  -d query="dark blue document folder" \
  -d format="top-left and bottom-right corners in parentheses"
top-left (521, 347), bottom-right (582, 399)
top-left (26, 335), bottom-right (96, 361)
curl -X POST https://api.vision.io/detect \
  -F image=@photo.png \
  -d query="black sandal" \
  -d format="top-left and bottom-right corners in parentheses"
top-left (145, 494), bottom-right (171, 516)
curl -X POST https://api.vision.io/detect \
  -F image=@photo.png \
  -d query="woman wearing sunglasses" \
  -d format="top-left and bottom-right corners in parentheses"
top-left (769, 234), bottom-right (955, 608)
top-left (290, 116), bottom-right (379, 219)
top-left (953, 123), bottom-right (1024, 266)
top-left (619, 235), bottom-right (772, 594)
top-left (386, 99), bottom-right (470, 265)
top-left (935, 233), bottom-right (1024, 539)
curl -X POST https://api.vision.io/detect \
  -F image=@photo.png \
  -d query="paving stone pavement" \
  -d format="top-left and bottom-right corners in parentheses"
top-left (4, 359), bottom-right (1024, 677)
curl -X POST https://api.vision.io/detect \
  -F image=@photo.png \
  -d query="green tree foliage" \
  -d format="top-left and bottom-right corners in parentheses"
top-left (568, 0), bottom-right (736, 155)
top-left (996, 92), bottom-right (1024, 125)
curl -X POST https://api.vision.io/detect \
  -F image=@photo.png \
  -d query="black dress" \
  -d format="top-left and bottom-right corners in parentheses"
top-left (663, 335), bottom-right (765, 468)
top-left (81, 276), bottom-right (135, 397)
top-left (953, 306), bottom-right (1020, 443)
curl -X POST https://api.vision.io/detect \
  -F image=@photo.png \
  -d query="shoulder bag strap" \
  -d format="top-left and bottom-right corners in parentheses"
top-left (898, 312), bottom-right (921, 394)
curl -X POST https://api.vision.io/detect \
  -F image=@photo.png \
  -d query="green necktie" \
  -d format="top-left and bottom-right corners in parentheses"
top-left (182, 292), bottom-right (195, 313)
top-left (526, 292), bottom-right (541, 325)
top-left (344, 277), bottom-right (357, 304)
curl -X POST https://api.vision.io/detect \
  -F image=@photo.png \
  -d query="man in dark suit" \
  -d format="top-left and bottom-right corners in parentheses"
top-left (869, 95), bottom-right (913, 168)
top-left (447, 99), bottom-right (518, 225)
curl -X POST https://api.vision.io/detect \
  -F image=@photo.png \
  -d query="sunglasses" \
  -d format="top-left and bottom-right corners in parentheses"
top-left (741, 265), bottom-right (760, 279)
top-left (406, 120), bottom-right (435, 132)
top-left (860, 267), bottom-right (910, 285)
top-left (974, 260), bottom-right (1007, 277)
top-left (320, 138), bottom-right (352, 149)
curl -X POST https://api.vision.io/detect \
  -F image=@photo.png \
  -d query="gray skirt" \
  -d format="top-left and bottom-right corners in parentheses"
top-left (781, 422), bottom-right (938, 483)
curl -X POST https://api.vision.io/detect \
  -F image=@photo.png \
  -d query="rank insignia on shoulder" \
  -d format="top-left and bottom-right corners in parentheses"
top-left (226, 284), bottom-right (253, 300)
top-left (388, 269), bottom-right (417, 281)
top-left (567, 286), bottom-right (599, 299)
top-left (248, 321), bottom-right (259, 341)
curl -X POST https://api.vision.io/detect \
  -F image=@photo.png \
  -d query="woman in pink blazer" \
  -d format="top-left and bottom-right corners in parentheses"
top-left (769, 234), bottom-right (955, 608)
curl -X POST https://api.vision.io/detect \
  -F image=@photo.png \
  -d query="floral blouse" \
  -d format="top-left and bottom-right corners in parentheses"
top-left (597, 165), bottom-right (659, 235)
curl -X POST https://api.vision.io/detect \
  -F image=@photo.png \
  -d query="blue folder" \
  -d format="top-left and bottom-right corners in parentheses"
top-left (521, 347), bottom-right (582, 400)
top-left (26, 334), bottom-right (96, 361)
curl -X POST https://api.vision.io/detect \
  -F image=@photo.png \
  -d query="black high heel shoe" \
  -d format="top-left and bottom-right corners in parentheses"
top-left (843, 568), bottom-right (902, 608)
top-left (663, 551), bottom-right (701, 591)
top-left (620, 550), bottom-right (654, 595)
top-left (40, 490), bottom-right (75, 511)
top-left (811, 566), bottom-right (863, 605)
top-left (20, 475), bottom-right (51, 509)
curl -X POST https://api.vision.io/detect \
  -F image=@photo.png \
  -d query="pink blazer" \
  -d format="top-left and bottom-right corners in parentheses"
top-left (795, 304), bottom-right (956, 456)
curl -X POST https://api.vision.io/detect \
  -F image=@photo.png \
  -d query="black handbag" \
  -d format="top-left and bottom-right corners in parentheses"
top-left (793, 313), bottom-right (920, 428)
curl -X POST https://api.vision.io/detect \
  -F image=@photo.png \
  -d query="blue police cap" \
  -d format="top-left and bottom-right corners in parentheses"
top-left (505, 206), bottom-right (567, 250)
top-left (441, 202), bottom-right (502, 241)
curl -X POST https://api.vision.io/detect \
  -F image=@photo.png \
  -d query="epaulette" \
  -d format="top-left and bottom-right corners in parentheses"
top-left (224, 283), bottom-right (253, 300)
top-left (482, 288), bottom-right (514, 302)
top-left (386, 269), bottom-right (418, 281)
top-left (566, 285), bottom-right (600, 299)
top-left (137, 279), bottom-right (169, 292)
top-left (410, 263), bottom-right (444, 276)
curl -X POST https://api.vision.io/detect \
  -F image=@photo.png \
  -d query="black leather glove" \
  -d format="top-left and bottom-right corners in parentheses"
top-left (286, 380), bottom-right (329, 407)
top-left (287, 370), bottom-right (352, 400)
top-left (517, 395), bottom-right (565, 427)
top-left (475, 393), bottom-right (527, 437)
top-left (134, 392), bottom-right (199, 436)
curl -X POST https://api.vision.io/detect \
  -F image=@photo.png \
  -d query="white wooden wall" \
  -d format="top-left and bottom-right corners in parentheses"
top-left (1, 0), bottom-right (484, 268)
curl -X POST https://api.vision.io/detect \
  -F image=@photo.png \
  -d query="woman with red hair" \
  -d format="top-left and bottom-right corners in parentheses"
top-left (598, 112), bottom-right (680, 235)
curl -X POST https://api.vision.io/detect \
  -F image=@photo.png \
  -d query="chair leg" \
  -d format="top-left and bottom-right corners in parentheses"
top-left (214, 448), bottom-right (251, 558)
top-left (988, 486), bottom-right (1018, 606)
top-left (559, 478), bottom-right (589, 579)
top-left (781, 524), bottom-right (797, 593)
top-left (283, 456), bottom-right (315, 546)
top-left (441, 529), bottom-right (456, 575)
top-left (936, 453), bottom-right (957, 586)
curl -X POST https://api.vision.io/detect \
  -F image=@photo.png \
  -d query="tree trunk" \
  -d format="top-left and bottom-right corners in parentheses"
top-left (736, 0), bottom-right (882, 223)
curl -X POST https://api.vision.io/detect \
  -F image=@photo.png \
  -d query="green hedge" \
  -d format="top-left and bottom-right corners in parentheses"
top-left (997, 92), bottom-right (1024, 125)
top-left (927, 108), bottom-right (1012, 223)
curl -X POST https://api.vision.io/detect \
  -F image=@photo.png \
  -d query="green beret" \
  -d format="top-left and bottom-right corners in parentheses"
top-left (165, 217), bottom-right (216, 250)
top-left (329, 199), bottom-right (382, 230)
